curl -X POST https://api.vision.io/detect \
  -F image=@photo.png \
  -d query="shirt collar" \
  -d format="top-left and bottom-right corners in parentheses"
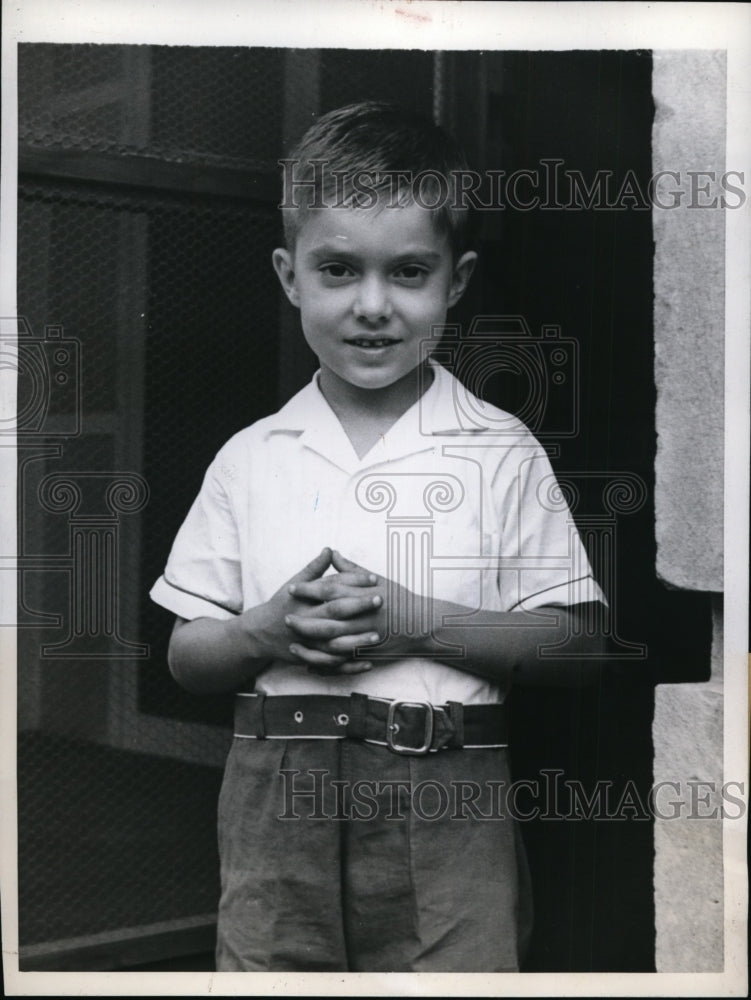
top-left (265, 374), bottom-right (329, 432)
top-left (262, 361), bottom-right (491, 472)
top-left (418, 360), bottom-right (493, 435)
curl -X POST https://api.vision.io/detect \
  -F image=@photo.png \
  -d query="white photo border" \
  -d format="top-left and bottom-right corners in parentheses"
top-left (1, 1), bottom-right (748, 996)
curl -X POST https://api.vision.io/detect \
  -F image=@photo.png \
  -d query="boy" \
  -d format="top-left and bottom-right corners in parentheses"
top-left (150, 101), bottom-right (606, 972)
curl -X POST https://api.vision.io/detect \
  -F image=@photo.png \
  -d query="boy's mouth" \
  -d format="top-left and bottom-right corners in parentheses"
top-left (345, 337), bottom-right (401, 349)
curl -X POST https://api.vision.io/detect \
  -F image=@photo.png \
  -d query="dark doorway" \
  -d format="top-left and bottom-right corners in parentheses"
top-left (445, 51), bottom-right (710, 972)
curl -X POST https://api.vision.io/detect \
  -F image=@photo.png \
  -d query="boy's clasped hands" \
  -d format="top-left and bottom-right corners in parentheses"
top-left (267, 547), bottom-right (414, 675)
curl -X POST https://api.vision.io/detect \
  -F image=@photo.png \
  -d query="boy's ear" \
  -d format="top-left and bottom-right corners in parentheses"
top-left (447, 251), bottom-right (478, 308)
top-left (272, 248), bottom-right (300, 308)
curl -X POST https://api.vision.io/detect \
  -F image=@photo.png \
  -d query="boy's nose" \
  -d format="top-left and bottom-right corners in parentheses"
top-left (353, 276), bottom-right (392, 323)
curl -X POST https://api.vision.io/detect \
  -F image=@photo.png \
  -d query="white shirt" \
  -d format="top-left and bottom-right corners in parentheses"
top-left (150, 363), bottom-right (605, 704)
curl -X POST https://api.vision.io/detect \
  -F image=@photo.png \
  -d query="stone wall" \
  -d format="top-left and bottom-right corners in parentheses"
top-left (651, 50), bottom-right (726, 971)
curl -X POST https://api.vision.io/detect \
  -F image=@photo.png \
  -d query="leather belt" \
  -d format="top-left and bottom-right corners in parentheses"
top-left (234, 692), bottom-right (508, 755)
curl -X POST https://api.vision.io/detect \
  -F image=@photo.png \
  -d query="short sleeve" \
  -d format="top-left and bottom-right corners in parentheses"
top-left (149, 451), bottom-right (243, 621)
top-left (497, 444), bottom-right (607, 613)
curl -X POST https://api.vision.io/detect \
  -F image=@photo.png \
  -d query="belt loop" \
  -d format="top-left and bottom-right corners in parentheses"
top-left (255, 692), bottom-right (267, 740)
top-left (446, 700), bottom-right (464, 749)
top-left (346, 692), bottom-right (368, 741)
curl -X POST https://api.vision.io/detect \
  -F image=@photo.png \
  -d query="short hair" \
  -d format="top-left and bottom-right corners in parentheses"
top-left (279, 101), bottom-right (477, 257)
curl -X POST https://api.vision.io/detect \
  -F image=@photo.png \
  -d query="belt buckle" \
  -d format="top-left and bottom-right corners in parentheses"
top-left (386, 700), bottom-right (434, 755)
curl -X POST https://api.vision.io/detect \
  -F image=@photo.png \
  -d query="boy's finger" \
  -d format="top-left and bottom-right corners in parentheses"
top-left (288, 643), bottom-right (347, 668)
top-left (331, 550), bottom-right (369, 575)
top-left (285, 615), bottom-right (351, 640)
top-left (293, 548), bottom-right (332, 583)
top-left (288, 593), bottom-right (381, 625)
top-left (330, 660), bottom-right (374, 675)
top-left (325, 594), bottom-right (382, 620)
top-left (287, 579), bottom-right (327, 602)
top-left (329, 570), bottom-right (378, 587)
top-left (325, 632), bottom-right (383, 653)
top-left (290, 574), bottom-right (376, 602)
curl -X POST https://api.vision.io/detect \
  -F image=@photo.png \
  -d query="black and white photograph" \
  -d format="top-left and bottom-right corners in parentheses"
top-left (1, 1), bottom-right (748, 995)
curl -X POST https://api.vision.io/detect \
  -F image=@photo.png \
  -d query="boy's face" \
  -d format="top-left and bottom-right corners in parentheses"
top-left (273, 201), bottom-right (476, 400)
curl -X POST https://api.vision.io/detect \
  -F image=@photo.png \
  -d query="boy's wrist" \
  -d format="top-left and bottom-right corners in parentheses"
top-left (230, 605), bottom-right (277, 663)
top-left (385, 610), bottom-right (443, 659)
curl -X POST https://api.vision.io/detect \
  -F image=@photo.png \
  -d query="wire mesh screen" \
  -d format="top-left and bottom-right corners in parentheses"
top-left (17, 733), bottom-right (224, 947)
top-left (15, 41), bottom-right (438, 970)
top-left (19, 44), bottom-right (435, 165)
top-left (19, 44), bottom-right (286, 168)
top-left (15, 179), bottom-right (271, 966)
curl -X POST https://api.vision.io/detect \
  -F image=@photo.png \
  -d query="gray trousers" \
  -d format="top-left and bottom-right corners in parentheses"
top-left (215, 737), bottom-right (533, 971)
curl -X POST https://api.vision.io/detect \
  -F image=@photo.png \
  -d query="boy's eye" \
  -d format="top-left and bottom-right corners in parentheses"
top-left (394, 264), bottom-right (429, 284)
top-left (319, 263), bottom-right (354, 281)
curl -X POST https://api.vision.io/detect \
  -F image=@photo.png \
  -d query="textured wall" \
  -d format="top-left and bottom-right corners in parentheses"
top-left (653, 600), bottom-right (724, 971)
top-left (652, 50), bottom-right (726, 972)
top-left (653, 50), bottom-right (725, 592)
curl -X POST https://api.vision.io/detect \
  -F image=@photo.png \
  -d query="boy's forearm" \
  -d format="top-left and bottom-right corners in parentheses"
top-left (405, 600), bottom-right (609, 688)
top-left (168, 611), bottom-right (273, 694)
top-left (285, 558), bottom-right (610, 687)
